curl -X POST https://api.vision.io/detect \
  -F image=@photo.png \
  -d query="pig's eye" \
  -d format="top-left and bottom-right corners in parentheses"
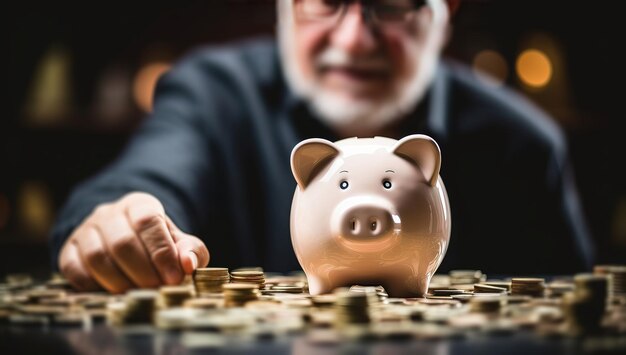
top-left (382, 180), bottom-right (392, 189)
top-left (340, 180), bottom-right (349, 190)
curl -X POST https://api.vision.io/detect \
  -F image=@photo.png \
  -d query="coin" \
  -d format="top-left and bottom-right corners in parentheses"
top-left (511, 278), bottom-right (545, 297)
top-left (474, 284), bottom-right (507, 294)
top-left (470, 297), bottom-right (502, 313)
top-left (159, 285), bottom-right (195, 308)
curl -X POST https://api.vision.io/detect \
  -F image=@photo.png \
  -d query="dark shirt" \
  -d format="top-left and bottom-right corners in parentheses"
top-left (50, 38), bottom-right (594, 275)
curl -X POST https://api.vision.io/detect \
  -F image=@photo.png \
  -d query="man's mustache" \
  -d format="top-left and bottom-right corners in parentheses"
top-left (316, 47), bottom-right (391, 72)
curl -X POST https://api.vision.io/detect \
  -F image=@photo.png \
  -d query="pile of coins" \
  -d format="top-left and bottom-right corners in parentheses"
top-left (562, 273), bottom-right (609, 334)
top-left (333, 288), bottom-right (377, 325)
top-left (193, 267), bottom-right (230, 295)
top-left (223, 283), bottom-right (260, 308)
top-left (229, 270), bottom-right (265, 287)
top-left (511, 278), bottom-right (545, 297)
top-left (2, 265), bottom-right (626, 342)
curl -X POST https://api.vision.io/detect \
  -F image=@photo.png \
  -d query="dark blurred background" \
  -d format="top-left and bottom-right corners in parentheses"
top-left (2, 0), bottom-right (624, 279)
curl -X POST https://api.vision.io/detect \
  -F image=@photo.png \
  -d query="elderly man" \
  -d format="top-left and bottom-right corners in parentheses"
top-left (51, 0), bottom-right (593, 293)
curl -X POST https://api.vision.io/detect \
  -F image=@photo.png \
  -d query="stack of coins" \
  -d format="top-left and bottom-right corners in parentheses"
top-left (470, 297), bottom-right (502, 313)
top-left (159, 285), bottom-right (195, 308)
top-left (230, 270), bottom-right (265, 288)
top-left (562, 273), bottom-right (609, 334)
top-left (594, 265), bottom-right (626, 301)
top-left (511, 278), bottom-right (545, 297)
top-left (223, 283), bottom-right (260, 307)
top-left (193, 267), bottom-right (230, 295)
top-left (123, 289), bottom-right (158, 324)
top-left (333, 289), bottom-right (376, 325)
top-left (449, 270), bottom-right (484, 285)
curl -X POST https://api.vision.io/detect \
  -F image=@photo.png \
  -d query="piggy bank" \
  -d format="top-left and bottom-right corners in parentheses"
top-left (289, 134), bottom-right (451, 297)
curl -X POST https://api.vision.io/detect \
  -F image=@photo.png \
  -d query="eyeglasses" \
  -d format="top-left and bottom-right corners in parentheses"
top-left (294, 0), bottom-right (428, 27)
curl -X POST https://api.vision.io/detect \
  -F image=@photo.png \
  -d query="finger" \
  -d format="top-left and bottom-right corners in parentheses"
top-left (126, 199), bottom-right (183, 285)
top-left (74, 226), bottom-right (134, 293)
top-left (95, 208), bottom-right (161, 288)
top-left (59, 239), bottom-right (100, 291)
top-left (173, 232), bottom-right (210, 274)
top-left (166, 217), bottom-right (210, 274)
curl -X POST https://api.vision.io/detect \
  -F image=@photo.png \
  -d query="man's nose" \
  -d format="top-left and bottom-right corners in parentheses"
top-left (330, 3), bottom-right (377, 56)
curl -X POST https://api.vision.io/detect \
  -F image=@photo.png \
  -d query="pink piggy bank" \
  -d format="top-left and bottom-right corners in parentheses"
top-left (290, 134), bottom-right (451, 297)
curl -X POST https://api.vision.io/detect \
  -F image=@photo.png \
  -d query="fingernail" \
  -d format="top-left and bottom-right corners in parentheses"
top-left (165, 265), bottom-right (182, 284)
top-left (188, 252), bottom-right (198, 270)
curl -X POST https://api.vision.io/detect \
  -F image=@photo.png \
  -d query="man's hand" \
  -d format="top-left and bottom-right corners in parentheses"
top-left (58, 192), bottom-right (209, 293)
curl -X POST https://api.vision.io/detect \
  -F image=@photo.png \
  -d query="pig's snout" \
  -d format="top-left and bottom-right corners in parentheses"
top-left (332, 197), bottom-right (401, 250)
top-left (345, 206), bottom-right (392, 238)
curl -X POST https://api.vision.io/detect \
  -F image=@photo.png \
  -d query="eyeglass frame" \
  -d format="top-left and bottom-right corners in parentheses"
top-left (292, 0), bottom-right (430, 28)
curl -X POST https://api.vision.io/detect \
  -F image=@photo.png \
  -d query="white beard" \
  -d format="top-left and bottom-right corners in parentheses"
top-left (277, 0), bottom-right (448, 136)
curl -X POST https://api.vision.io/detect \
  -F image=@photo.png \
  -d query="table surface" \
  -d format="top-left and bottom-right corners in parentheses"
top-left (2, 322), bottom-right (625, 355)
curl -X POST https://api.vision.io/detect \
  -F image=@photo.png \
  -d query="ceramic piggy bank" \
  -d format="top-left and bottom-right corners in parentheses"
top-left (289, 134), bottom-right (451, 297)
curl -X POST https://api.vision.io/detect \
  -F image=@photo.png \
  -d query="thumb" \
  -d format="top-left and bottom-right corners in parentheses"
top-left (175, 233), bottom-right (210, 274)
top-left (165, 217), bottom-right (210, 274)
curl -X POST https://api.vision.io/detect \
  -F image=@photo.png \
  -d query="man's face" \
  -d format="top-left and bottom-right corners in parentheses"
top-left (278, 0), bottom-right (450, 136)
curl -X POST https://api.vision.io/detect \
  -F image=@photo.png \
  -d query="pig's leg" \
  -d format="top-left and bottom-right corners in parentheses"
top-left (383, 273), bottom-right (428, 298)
top-left (307, 275), bottom-right (334, 295)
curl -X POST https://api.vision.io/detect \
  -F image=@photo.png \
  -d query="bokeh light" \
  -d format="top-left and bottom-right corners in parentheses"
top-left (23, 45), bottom-right (73, 124)
top-left (17, 181), bottom-right (53, 238)
top-left (472, 50), bottom-right (508, 87)
top-left (133, 62), bottom-right (171, 113)
top-left (516, 49), bottom-right (553, 88)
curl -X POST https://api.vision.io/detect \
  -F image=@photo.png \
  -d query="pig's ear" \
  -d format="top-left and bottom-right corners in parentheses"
top-left (392, 134), bottom-right (441, 187)
top-left (291, 138), bottom-right (339, 189)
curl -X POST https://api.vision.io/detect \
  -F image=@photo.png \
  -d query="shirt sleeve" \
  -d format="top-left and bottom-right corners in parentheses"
top-left (49, 62), bottom-right (216, 271)
top-left (545, 141), bottom-right (595, 271)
